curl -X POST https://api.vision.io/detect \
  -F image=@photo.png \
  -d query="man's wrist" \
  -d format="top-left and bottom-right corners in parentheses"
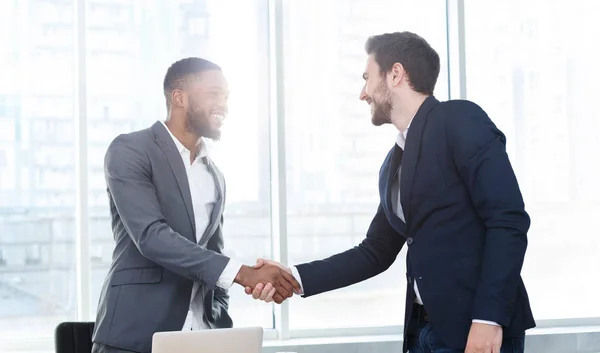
top-left (234, 265), bottom-right (252, 285)
top-left (216, 258), bottom-right (244, 289)
top-left (290, 265), bottom-right (305, 295)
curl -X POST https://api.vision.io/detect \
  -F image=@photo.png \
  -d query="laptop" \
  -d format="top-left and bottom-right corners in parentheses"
top-left (152, 327), bottom-right (263, 353)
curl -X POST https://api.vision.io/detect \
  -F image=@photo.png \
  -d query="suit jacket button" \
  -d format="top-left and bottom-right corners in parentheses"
top-left (407, 237), bottom-right (414, 245)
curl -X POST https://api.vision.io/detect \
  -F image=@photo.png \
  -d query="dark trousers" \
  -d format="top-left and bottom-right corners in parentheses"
top-left (92, 342), bottom-right (141, 353)
top-left (406, 304), bottom-right (525, 353)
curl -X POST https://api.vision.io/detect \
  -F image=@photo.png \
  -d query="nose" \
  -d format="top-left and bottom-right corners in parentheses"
top-left (216, 93), bottom-right (229, 108)
top-left (359, 86), bottom-right (368, 101)
top-left (219, 98), bottom-right (228, 108)
top-left (215, 98), bottom-right (228, 111)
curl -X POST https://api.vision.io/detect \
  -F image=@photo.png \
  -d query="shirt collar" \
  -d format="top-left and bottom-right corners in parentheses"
top-left (395, 115), bottom-right (414, 150)
top-left (160, 120), bottom-right (208, 162)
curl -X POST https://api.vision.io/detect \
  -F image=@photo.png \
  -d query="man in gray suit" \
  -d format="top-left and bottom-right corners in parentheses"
top-left (91, 57), bottom-right (300, 353)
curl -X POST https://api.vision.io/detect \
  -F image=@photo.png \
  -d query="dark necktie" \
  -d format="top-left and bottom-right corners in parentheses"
top-left (389, 144), bottom-right (404, 181)
top-left (387, 144), bottom-right (404, 216)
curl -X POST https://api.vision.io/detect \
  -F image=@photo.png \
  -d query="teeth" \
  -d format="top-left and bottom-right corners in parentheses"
top-left (211, 113), bottom-right (225, 122)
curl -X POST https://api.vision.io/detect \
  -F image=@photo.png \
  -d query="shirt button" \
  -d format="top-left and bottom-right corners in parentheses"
top-left (406, 237), bottom-right (414, 245)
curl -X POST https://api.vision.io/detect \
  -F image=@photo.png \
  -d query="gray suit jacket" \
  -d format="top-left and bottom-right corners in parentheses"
top-left (92, 121), bottom-right (233, 353)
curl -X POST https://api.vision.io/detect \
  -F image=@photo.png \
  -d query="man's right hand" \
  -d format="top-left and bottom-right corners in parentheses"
top-left (244, 259), bottom-right (302, 303)
top-left (234, 263), bottom-right (300, 304)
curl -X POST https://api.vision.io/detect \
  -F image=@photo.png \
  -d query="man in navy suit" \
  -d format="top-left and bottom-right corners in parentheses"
top-left (246, 31), bottom-right (535, 353)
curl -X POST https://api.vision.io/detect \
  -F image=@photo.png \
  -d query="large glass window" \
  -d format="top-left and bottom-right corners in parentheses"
top-left (86, 0), bottom-right (273, 328)
top-left (0, 0), bottom-right (77, 341)
top-left (282, 0), bottom-right (449, 329)
top-left (464, 0), bottom-right (600, 320)
top-left (4, 0), bottom-right (600, 349)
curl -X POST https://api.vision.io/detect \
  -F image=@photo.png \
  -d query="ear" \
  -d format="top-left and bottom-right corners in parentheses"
top-left (171, 89), bottom-right (186, 108)
top-left (389, 63), bottom-right (405, 87)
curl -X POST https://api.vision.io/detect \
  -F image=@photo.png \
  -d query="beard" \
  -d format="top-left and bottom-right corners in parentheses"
top-left (185, 97), bottom-right (221, 141)
top-left (370, 82), bottom-right (393, 126)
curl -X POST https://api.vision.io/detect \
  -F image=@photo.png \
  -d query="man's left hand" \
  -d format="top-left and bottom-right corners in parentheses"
top-left (465, 322), bottom-right (503, 353)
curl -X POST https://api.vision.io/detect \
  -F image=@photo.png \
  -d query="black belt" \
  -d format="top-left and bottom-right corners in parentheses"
top-left (412, 303), bottom-right (429, 322)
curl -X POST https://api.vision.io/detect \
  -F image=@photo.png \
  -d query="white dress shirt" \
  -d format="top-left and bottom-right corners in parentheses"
top-left (390, 124), bottom-right (426, 305)
top-left (159, 121), bottom-right (242, 330)
top-left (291, 119), bottom-right (498, 326)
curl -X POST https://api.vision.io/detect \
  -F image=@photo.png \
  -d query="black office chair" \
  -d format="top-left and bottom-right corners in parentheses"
top-left (54, 321), bottom-right (95, 353)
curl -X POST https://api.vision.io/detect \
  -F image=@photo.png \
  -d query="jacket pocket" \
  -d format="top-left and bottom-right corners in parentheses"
top-left (110, 266), bottom-right (163, 286)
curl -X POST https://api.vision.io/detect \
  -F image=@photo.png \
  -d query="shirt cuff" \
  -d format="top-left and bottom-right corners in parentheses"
top-left (216, 258), bottom-right (243, 289)
top-left (472, 319), bottom-right (500, 326)
top-left (290, 265), bottom-right (305, 295)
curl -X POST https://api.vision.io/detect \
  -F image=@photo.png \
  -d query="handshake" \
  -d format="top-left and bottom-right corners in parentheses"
top-left (234, 259), bottom-right (301, 304)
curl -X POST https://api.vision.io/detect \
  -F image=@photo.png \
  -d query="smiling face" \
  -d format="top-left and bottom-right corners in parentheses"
top-left (181, 70), bottom-right (229, 141)
top-left (359, 54), bottom-right (393, 126)
top-left (168, 69), bottom-right (230, 141)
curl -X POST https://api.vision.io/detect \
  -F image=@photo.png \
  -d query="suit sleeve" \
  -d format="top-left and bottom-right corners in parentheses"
top-left (445, 101), bottom-right (530, 327)
top-left (295, 204), bottom-right (405, 297)
top-left (105, 134), bottom-right (230, 290)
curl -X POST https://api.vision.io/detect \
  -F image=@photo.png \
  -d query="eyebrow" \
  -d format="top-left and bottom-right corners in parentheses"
top-left (206, 86), bottom-right (230, 94)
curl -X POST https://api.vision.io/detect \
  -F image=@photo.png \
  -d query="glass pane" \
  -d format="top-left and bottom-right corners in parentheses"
top-left (283, 0), bottom-right (449, 329)
top-left (87, 0), bottom-right (273, 328)
top-left (464, 0), bottom-right (600, 319)
top-left (0, 0), bottom-right (77, 340)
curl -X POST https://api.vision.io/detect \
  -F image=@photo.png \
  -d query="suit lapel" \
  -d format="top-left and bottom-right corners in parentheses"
top-left (400, 96), bottom-right (439, 222)
top-left (151, 122), bottom-right (196, 236)
top-left (198, 157), bottom-right (225, 246)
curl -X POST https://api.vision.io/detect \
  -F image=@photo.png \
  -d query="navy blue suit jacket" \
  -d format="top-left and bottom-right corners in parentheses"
top-left (295, 96), bottom-right (535, 350)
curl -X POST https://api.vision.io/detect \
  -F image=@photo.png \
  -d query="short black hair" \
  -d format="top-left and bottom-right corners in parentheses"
top-left (163, 57), bottom-right (221, 104)
top-left (365, 31), bottom-right (440, 95)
